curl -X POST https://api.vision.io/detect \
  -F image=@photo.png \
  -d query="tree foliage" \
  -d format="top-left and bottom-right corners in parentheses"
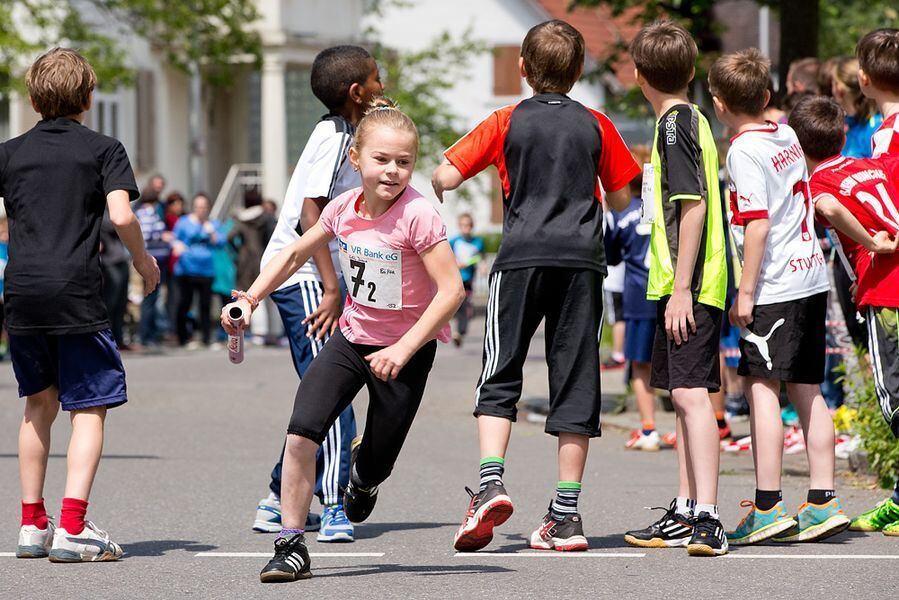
top-left (364, 0), bottom-right (487, 172)
top-left (0, 0), bottom-right (261, 93)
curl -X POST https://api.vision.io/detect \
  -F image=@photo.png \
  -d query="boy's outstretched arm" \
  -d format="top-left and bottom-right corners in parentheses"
top-left (107, 189), bottom-right (160, 296)
top-left (815, 194), bottom-right (899, 253)
top-left (605, 186), bottom-right (631, 212)
top-left (667, 198), bottom-right (705, 345)
top-left (224, 223), bottom-right (334, 333)
top-left (431, 160), bottom-right (465, 202)
top-left (300, 196), bottom-right (342, 339)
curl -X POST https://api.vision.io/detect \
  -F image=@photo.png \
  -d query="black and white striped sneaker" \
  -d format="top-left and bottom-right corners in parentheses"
top-left (624, 499), bottom-right (693, 548)
top-left (687, 512), bottom-right (729, 556)
top-left (260, 534), bottom-right (312, 583)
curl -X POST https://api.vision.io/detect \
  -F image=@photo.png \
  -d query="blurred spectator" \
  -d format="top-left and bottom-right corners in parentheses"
top-left (786, 57), bottom-right (821, 94)
top-left (832, 56), bottom-right (882, 159)
top-left (229, 190), bottom-right (277, 291)
top-left (817, 57), bottom-right (839, 98)
top-left (449, 213), bottom-right (484, 348)
top-left (165, 191), bottom-right (185, 231)
top-left (172, 193), bottom-right (224, 348)
top-left (262, 198), bottom-right (278, 216)
top-left (763, 78), bottom-right (786, 123)
top-left (99, 210), bottom-right (131, 349)
top-left (147, 173), bottom-right (166, 197)
top-left (135, 190), bottom-right (172, 348)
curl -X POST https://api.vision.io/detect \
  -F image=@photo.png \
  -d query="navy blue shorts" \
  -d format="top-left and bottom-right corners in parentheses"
top-left (625, 318), bottom-right (655, 364)
top-left (8, 329), bottom-right (127, 411)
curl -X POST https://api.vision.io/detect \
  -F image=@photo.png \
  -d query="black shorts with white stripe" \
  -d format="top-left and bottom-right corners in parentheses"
top-left (473, 267), bottom-right (603, 438)
top-left (866, 306), bottom-right (899, 438)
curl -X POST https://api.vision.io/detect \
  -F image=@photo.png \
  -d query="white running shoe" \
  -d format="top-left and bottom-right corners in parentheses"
top-left (253, 493), bottom-right (283, 533)
top-left (625, 430), bottom-right (661, 451)
top-left (17, 518), bottom-right (55, 558)
top-left (48, 521), bottom-right (123, 562)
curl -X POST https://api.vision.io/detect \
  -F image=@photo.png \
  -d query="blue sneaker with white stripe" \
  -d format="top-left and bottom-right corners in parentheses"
top-left (318, 505), bottom-right (354, 542)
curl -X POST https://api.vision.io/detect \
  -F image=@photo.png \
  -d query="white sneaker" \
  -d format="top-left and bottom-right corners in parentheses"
top-left (48, 521), bottom-right (123, 562)
top-left (17, 518), bottom-right (55, 558)
top-left (625, 430), bottom-right (661, 451)
top-left (253, 493), bottom-right (282, 533)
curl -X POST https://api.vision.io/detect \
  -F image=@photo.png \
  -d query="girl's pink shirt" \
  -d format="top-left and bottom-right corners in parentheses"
top-left (318, 185), bottom-right (451, 346)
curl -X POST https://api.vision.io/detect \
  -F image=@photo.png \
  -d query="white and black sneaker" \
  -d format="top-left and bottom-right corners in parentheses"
top-left (48, 521), bottom-right (123, 562)
top-left (16, 518), bottom-right (55, 558)
top-left (260, 534), bottom-right (312, 583)
top-left (344, 436), bottom-right (378, 523)
top-left (624, 499), bottom-right (693, 548)
top-left (687, 512), bottom-right (729, 556)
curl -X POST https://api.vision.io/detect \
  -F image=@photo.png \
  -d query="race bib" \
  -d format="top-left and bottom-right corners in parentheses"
top-left (640, 163), bottom-right (656, 224)
top-left (337, 238), bottom-right (402, 311)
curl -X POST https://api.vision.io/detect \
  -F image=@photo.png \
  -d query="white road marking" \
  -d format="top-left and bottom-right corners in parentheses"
top-left (454, 552), bottom-right (646, 558)
top-left (0, 553), bottom-right (17, 557)
top-left (196, 552), bottom-right (385, 558)
top-left (727, 554), bottom-right (899, 560)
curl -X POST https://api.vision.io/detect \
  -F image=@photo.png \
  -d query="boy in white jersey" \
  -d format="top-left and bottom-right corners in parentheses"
top-left (252, 46), bottom-right (383, 542)
top-left (709, 50), bottom-right (850, 545)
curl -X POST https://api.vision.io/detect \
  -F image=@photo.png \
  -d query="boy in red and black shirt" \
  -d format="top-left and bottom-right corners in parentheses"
top-left (433, 20), bottom-right (639, 552)
top-left (790, 96), bottom-right (899, 535)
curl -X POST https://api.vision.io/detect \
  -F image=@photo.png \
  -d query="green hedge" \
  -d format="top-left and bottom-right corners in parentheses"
top-left (842, 347), bottom-right (899, 489)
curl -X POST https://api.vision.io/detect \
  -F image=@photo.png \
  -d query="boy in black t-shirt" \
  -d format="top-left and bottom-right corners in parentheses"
top-left (0, 48), bottom-right (159, 562)
top-left (433, 20), bottom-right (639, 552)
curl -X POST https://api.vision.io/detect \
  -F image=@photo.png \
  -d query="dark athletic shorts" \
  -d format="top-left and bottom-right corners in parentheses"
top-left (474, 267), bottom-right (603, 437)
top-left (9, 328), bottom-right (127, 411)
top-left (650, 297), bottom-right (722, 392)
top-left (738, 292), bottom-right (826, 384)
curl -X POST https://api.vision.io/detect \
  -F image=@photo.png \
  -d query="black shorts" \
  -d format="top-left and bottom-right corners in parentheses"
top-left (866, 306), bottom-right (899, 438)
top-left (287, 329), bottom-right (436, 487)
top-left (650, 298), bottom-right (722, 392)
top-left (474, 267), bottom-right (603, 437)
top-left (738, 292), bottom-right (826, 384)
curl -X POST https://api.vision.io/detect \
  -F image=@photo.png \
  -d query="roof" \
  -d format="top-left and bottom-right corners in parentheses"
top-left (533, 0), bottom-right (640, 87)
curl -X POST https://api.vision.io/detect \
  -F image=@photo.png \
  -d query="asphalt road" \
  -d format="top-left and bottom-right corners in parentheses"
top-left (0, 319), bottom-right (895, 599)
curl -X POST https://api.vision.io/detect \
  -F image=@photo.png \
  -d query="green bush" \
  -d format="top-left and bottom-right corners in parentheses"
top-left (842, 347), bottom-right (899, 489)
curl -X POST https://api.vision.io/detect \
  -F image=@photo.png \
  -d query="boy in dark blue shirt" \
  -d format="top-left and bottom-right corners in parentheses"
top-left (604, 148), bottom-right (660, 451)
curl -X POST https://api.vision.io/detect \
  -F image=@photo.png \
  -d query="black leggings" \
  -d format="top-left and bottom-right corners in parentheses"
top-left (176, 275), bottom-right (213, 345)
top-left (287, 329), bottom-right (436, 487)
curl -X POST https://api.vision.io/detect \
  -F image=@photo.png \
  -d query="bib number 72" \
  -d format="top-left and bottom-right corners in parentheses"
top-left (349, 259), bottom-right (377, 302)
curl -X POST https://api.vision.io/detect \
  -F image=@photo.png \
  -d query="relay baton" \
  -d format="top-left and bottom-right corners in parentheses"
top-left (227, 305), bottom-right (246, 364)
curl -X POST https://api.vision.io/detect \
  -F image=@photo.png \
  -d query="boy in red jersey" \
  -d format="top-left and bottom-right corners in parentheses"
top-left (857, 28), bottom-right (899, 158)
top-left (790, 96), bottom-right (899, 536)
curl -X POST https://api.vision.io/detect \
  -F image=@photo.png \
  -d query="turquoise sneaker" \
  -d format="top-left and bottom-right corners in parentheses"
top-left (726, 500), bottom-right (796, 546)
top-left (318, 505), bottom-right (354, 543)
top-left (774, 498), bottom-right (851, 543)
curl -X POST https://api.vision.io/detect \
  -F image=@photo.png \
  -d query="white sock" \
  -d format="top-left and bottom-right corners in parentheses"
top-left (675, 496), bottom-right (695, 517)
top-left (267, 491), bottom-right (280, 503)
top-left (695, 503), bottom-right (719, 519)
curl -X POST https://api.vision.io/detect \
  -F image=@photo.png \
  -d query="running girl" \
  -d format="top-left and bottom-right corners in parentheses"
top-left (222, 99), bottom-right (465, 583)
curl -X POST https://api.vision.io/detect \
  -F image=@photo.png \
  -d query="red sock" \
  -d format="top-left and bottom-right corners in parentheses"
top-left (60, 498), bottom-right (89, 535)
top-left (21, 499), bottom-right (48, 529)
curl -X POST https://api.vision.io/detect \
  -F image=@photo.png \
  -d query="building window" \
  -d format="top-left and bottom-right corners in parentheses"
top-left (493, 45), bottom-right (521, 97)
top-left (90, 91), bottom-right (122, 138)
top-left (285, 66), bottom-right (321, 166)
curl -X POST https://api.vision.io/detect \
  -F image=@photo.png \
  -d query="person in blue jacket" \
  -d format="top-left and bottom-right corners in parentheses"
top-left (172, 192), bottom-right (225, 347)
